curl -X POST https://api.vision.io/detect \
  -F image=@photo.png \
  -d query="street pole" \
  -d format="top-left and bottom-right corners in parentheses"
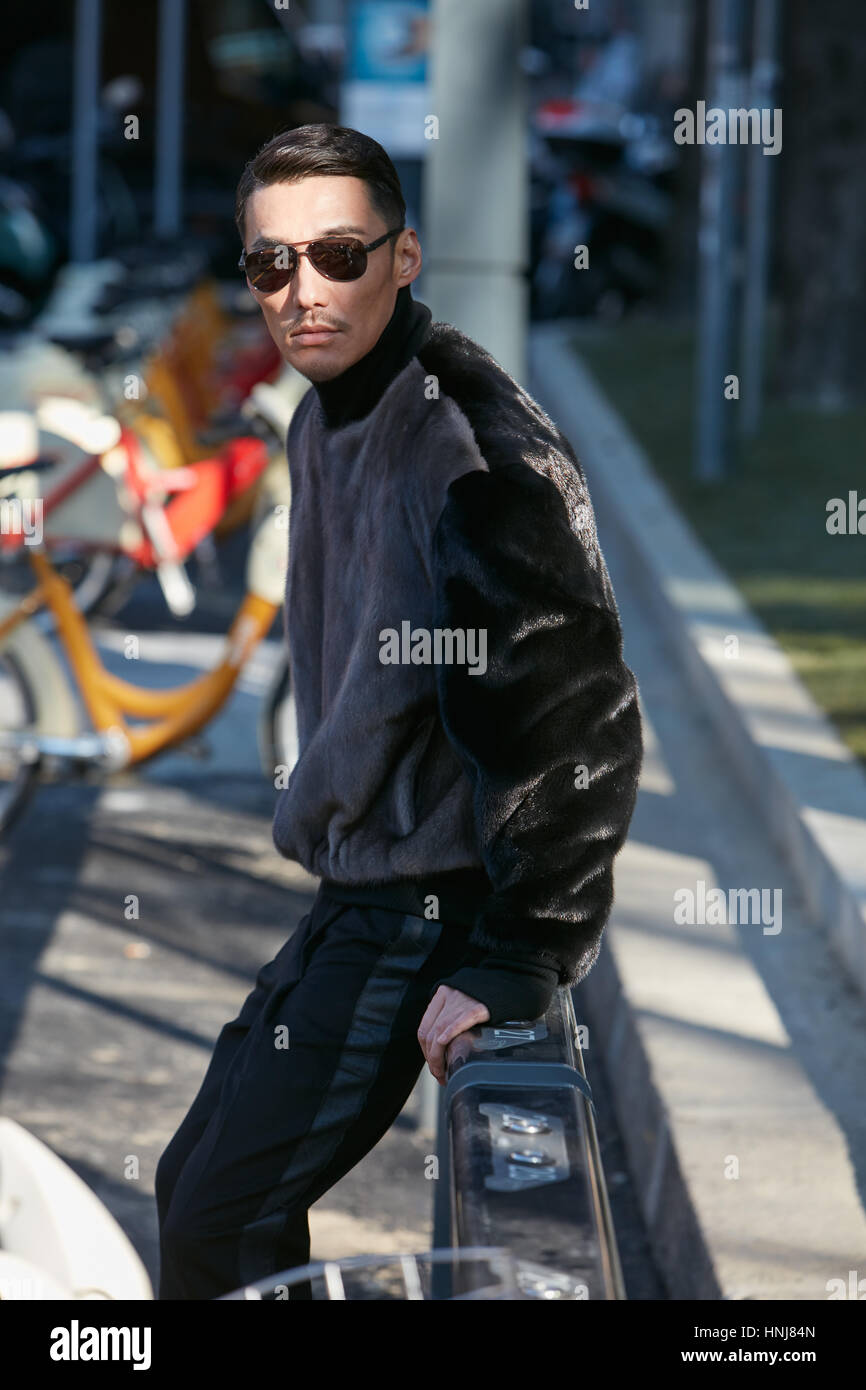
top-left (739, 0), bottom-right (781, 440)
top-left (422, 0), bottom-right (528, 384)
top-left (695, 0), bottom-right (748, 481)
top-left (70, 0), bottom-right (102, 263)
top-left (309, 0), bottom-right (343, 18)
top-left (154, 0), bottom-right (187, 240)
top-left (419, 1), bottom-right (528, 1140)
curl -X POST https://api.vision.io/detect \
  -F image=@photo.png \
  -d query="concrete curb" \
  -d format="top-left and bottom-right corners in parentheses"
top-left (529, 323), bottom-right (866, 1300)
top-left (574, 940), bottom-right (722, 1301)
top-left (531, 323), bottom-right (866, 1005)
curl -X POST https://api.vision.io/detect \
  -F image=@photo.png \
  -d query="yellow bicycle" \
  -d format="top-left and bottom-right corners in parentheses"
top-left (0, 450), bottom-right (292, 835)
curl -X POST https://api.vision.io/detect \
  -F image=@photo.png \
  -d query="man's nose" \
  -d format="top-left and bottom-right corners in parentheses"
top-left (285, 253), bottom-right (329, 313)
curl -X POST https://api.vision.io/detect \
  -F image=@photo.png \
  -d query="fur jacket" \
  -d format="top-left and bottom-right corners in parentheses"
top-left (272, 317), bottom-right (644, 1022)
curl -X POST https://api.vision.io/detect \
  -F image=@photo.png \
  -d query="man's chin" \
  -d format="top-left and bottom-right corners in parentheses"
top-left (282, 340), bottom-right (349, 381)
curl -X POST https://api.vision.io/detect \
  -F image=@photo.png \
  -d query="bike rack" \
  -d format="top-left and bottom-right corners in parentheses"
top-left (216, 1245), bottom-right (582, 1301)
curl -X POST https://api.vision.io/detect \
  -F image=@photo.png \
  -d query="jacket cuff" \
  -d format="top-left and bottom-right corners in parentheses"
top-left (430, 957), bottom-right (560, 1026)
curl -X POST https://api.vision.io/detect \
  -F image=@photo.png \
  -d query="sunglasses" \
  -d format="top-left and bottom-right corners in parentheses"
top-left (238, 227), bottom-right (404, 294)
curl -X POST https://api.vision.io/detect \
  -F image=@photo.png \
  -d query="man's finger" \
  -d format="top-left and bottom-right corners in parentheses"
top-left (417, 986), bottom-right (447, 1045)
top-left (423, 997), bottom-right (461, 1081)
top-left (425, 1000), bottom-right (488, 1081)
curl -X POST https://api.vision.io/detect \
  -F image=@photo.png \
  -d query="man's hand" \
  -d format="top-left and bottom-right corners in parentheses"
top-left (417, 986), bottom-right (490, 1085)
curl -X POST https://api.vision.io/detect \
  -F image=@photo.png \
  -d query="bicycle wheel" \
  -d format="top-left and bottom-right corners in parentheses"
top-left (0, 597), bottom-right (79, 836)
top-left (0, 645), bottom-right (40, 835)
top-left (257, 651), bottom-right (298, 780)
top-left (0, 547), bottom-right (122, 619)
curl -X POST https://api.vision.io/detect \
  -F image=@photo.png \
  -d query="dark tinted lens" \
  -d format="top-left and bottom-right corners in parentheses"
top-left (308, 240), bottom-right (367, 280)
top-left (245, 249), bottom-right (295, 293)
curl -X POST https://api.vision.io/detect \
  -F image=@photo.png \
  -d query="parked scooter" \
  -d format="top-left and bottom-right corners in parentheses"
top-left (530, 98), bottom-right (676, 322)
top-left (0, 77), bottom-right (142, 268)
top-left (0, 113), bottom-right (58, 325)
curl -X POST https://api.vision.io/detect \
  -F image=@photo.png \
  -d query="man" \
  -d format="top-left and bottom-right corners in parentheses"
top-left (155, 123), bottom-right (643, 1300)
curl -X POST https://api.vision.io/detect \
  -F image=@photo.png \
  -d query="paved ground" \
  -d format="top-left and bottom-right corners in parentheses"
top-left (0, 540), bottom-right (664, 1299)
top-left (536, 332), bottom-right (866, 1301)
top-left (7, 332), bottom-right (860, 1303)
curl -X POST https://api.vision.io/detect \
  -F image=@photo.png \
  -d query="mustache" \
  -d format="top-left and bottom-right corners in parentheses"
top-left (283, 317), bottom-right (344, 333)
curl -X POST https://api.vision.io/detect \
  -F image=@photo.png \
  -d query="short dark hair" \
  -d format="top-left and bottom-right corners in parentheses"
top-left (235, 123), bottom-right (406, 245)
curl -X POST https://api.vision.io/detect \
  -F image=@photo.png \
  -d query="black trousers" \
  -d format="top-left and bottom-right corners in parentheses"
top-left (155, 887), bottom-right (476, 1300)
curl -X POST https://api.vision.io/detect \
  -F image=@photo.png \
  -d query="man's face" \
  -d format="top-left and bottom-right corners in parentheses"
top-left (242, 175), bottom-right (422, 381)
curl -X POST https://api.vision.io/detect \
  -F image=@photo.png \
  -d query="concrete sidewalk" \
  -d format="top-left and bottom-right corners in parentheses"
top-left (0, 630), bottom-right (438, 1294)
top-left (0, 574), bottom-right (663, 1299)
top-left (530, 323), bottom-right (866, 1301)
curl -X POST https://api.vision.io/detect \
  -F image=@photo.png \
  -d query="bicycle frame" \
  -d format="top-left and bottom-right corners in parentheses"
top-left (0, 546), bottom-right (280, 767)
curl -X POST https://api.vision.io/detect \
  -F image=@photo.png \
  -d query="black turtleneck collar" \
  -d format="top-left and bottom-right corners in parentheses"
top-left (312, 284), bottom-right (433, 430)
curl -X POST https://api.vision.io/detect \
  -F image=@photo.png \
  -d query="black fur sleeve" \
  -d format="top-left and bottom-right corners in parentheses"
top-left (427, 460), bottom-right (644, 1013)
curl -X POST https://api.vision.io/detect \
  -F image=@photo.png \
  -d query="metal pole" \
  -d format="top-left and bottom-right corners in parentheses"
top-left (695, 0), bottom-right (748, 481)
top-left (154, 0), bottom-right (187, 239)
top-left (739, 0), bottom-right (781, 439)
top-left (422, 0), bottom-right (528, 384)
top-left (70, 0), bottom-right (102, 263)
top-left (308, 0), bottom-right (343, 19)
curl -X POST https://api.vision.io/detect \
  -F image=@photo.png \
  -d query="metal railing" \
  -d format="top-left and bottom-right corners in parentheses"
top-left (217, 987), bottom-right (624, 1301)
top-left (431, 986), bottom-right (625, 1300)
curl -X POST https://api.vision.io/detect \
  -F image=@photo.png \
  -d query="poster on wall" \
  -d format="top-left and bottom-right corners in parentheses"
top-left (340, 0), bottom-right (431, 158)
